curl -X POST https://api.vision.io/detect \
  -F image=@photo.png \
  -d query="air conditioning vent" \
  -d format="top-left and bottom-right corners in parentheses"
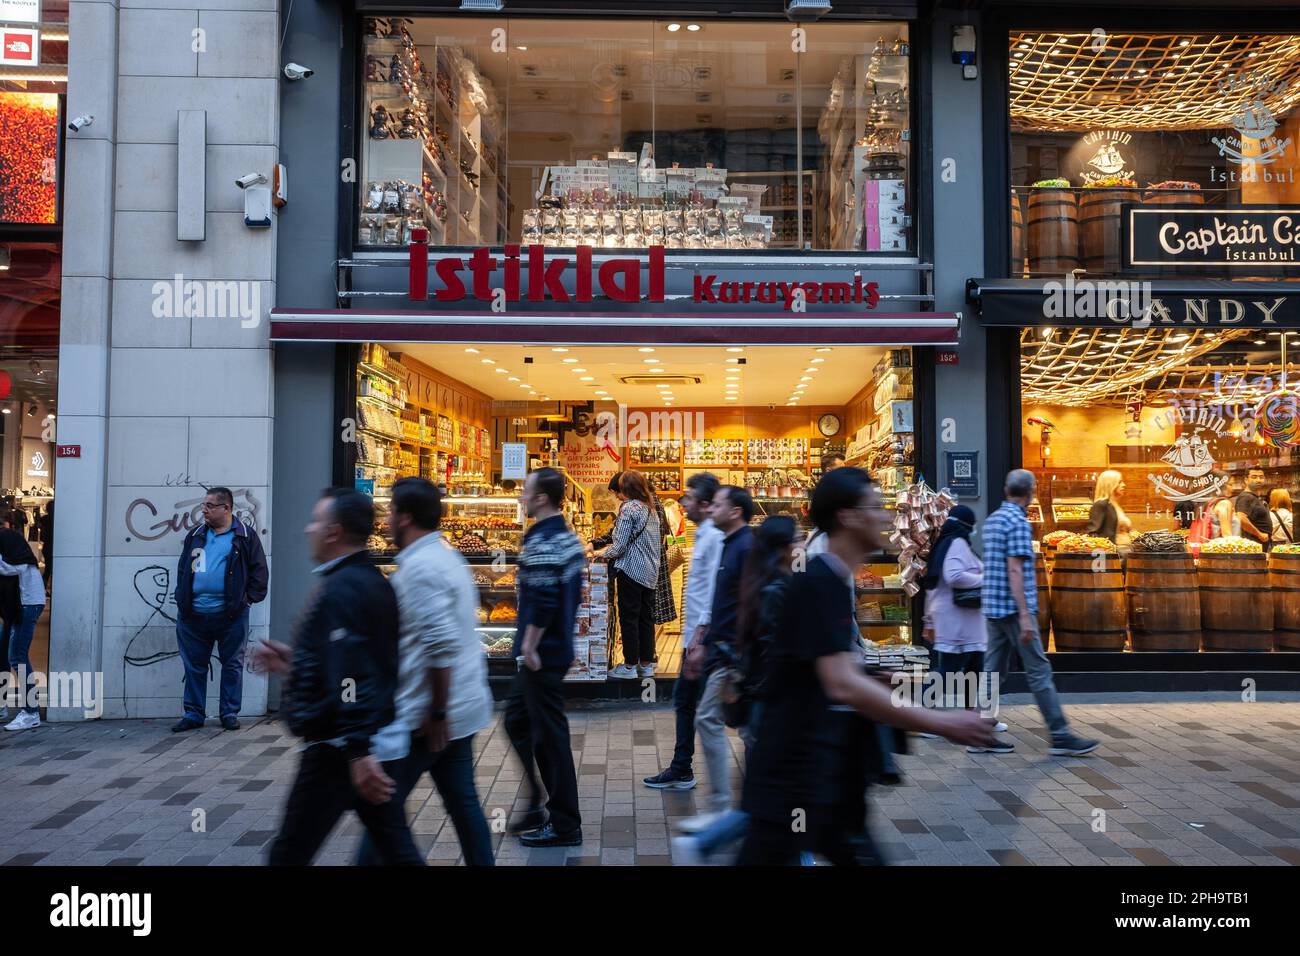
top-left (618, 374), bottom-right (702, 386)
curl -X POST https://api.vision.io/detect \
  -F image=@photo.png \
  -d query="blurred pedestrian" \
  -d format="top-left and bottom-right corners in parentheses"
top-left (737, 468), bottom-right (995, 865)
top-left (358, 477), bottom-right (494, 866)
top-left (0, 517), bottom-right (45, 731)
top-left (981, 470), bottom-right (1098, 757)
top-left (679, 484), bottom-right (754, 832)
top-left (39, 502), bottom-right (53, 589)
top-left (258, 488), bottom-right (423, 866)
top-left (1270, 489), bottom-right (1294, 545)
top-left (643, 472), bottom-right (722, 792)
top-left (504, 468), bottom-right (585, 847)
top-left (172, 486), bottom-right (268, 732)
top-left (596, 471), bottom-right (661, 679)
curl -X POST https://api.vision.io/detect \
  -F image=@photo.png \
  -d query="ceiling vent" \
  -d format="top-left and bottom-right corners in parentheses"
top-left (618, 374), bottom-right (703, 386)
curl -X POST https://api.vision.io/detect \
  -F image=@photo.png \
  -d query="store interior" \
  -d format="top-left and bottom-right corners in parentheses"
top-left (1008, 30), bottom-right (1300, 277)
top-left (360, 16), bottom-right (911, 252)
top-left (353, 341), bottom-right (921, 680)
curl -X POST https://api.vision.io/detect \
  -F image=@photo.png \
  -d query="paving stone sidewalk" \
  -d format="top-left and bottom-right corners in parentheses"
top-left (2, 692), bottom-right (1299, 866)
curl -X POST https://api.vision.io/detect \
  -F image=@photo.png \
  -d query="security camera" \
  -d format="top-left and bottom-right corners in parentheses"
top-left (282, 63), bottom-right (314, 81)
top-left (67, 114), bottom-right (94, 132)
top-left (785, 0), bottom-right (832, 21)
top-left (235, 172), bottom-right (267, 190)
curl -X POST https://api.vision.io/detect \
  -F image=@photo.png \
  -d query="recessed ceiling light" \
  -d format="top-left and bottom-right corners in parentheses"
top-left (571, 368), bottom-right (587, 372)
top-left (595, 390), bottom-right (608, 395)
top-left (810, 358), bottom-right (825, 363)
top-left (562, 358), bottom-right (578, 363)
top-left (552, 347), bottom-right (569, 352)
top-left (795, 385), bottom-right (807, 391)
top-left (804, 368), bottom-right (818, 373)
top-left (651, 368), bottom-right (665, 373)
top-left (643, 358), bottom-right (660, 364)
top-left (1018, 43), bottom-right (1029, 50)
top-left (580, 376), bottom-right (594, 381)
top-left (494, 368), bottom-right (508, 373)
top-left (800, 376), bottom-right (812, 382)
top-left (465, 347), bottom-right (479, 353)
top-left (638, 347), bottom-right (655, 353)
top-left (1254, 339), bottom-right (1266, 346)
top-left (656, 384), bottom-right (670, 389)
top-left (726, 347), bottom-right (744, 353)
top-left (686, 23), bottom-right (701, 32)
top-left (482, 358), bottom-right (495, 364)
top-left (516, 45), bottom-right (528, 51)
top-left (815, 347), bottom-right (832, 352)
top-left (725, 396), bottom-right (737, 401)
top-left (519, 384), bottom-right (531, 389)
top-left (726, 358), bottom-right (740, 364)
top-left (508, 377), bottom-right (519, 382)
top-left (667, 22), bottom-right (681, 32)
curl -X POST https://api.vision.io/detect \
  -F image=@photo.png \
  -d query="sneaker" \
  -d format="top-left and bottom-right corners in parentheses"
top-left (915, 732), bottom-right (941, 739)
top-left (967, 740), bottom-right (1015, 754)
top-left (609, 664), bottom-right (641, 680)
top-left (1049, 734), bottom-right (1100, 757)
top-left (675, 811), bottom-right (723, 834)
top-left (508, 808), bottom-right (549, 835)
top-left (639, 662), bottom-right (656, 678)
top-left (171, 717), bottom-right (204, 733)
top-left (519, 823), bottom-right (582, 847)
top-left (671, 834), bottom-right (704, 866)
top-left (643, 768), bottom-right (697, 791)
top-left (994, 721), bottom-right (1009, 733)
top-left (221, 716), bottom-right (240, 731)
top-left (4, 711), bottom-right (39, 732)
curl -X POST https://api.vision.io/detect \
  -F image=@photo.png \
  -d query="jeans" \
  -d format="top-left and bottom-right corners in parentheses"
top-left (357, 733), bottom-right (494, 866)
top-left (176, 608), bottom-right (248, 721)
top-left (615, 571), bottom-right (655, 665)
top-left (737, 810), bottom-right (880, 866)
top-left (267, 744), bottom-right (424, 866)
top-left (985, 614), bottom-right (1069, 738)
top-left (668, 673), bottom-right (701, 775)
top-left (503, 666), bottom-right (582, 834)
top-left (934, 650), bottom-right (985, 708)
top-left (1, 603), bottom-right (44, 714)
top-left (694, 667), bottom-right (732, 814)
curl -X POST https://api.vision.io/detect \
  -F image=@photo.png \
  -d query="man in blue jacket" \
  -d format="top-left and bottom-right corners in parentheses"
top-left (172, 486), bottom-right (269, 732)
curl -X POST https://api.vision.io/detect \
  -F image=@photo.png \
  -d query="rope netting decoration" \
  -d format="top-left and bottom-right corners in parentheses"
top-left (1009, 31), bottom-right (1300, 132)
top-left (1020, 327), bottom-right (1252, 406)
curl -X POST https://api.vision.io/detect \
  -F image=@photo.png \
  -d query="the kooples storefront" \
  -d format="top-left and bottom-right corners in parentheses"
top-left (973, 6), bottom-right (1300, 683)
top-left (272, 1), bottom-right (963, 692)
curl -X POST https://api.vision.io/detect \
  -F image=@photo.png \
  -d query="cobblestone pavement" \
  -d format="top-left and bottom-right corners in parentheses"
top-left (2, 692), bottom-right (1299, 867)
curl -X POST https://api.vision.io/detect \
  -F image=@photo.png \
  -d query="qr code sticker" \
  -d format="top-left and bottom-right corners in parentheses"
top-left (953, 460), bottom-right (972, 479)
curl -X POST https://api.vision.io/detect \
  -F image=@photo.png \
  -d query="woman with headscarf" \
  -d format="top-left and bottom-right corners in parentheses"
top-left (0, 513), bottom-right (47, 731)
top-left (920, 505), bottom-right (995, 718)
top-left (1087, 470), bottom-right (1132, 545)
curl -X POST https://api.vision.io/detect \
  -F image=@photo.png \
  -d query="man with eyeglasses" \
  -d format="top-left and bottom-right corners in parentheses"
top-left (172, 486), bottom-right (269, 732)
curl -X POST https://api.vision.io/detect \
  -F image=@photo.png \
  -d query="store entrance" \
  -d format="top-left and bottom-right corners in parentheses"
top-left (349, 340), bottom-right (922, 686)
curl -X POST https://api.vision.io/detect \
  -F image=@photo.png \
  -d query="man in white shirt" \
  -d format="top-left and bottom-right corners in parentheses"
top-left (359, 477), bottom-right (495, 865)
top-left (643, 473), bottom-right (724, 791)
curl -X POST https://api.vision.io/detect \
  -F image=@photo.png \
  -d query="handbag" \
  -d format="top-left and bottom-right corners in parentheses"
top-left (666, 539), bottom-right (686, 575)
top-left (952, 587), bottom-right (981, 609)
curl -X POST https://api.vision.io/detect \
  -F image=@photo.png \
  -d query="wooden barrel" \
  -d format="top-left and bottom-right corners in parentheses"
top-left (1080, 187), bottom-right (1137, 274)
top-left (1011, 193), bottom-right (1026, 277)
top-left (1027, 188), bottom-right (1079, 275)
top-left (1125, 551), bottom-right (1201, 651)
top-left (1269, 551), bottom-right (1300, 651)
top-left (1035, 552), bottom-right (1051, 648)
top-left (1050, 551), bottom-right (1127, 651)
top-left (1198, 552), bottom-right (1273, 651)
top-left (1143, 188), bottom-right (1206, 206)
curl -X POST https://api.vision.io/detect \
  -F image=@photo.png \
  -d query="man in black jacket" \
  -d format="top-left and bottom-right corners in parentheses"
top-left (256, 488), bottom-right (423, 866)
top-left (172, 486), bottom-right (269, 732)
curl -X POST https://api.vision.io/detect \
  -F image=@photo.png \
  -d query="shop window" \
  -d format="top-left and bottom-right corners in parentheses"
top-left (1008, 31), bottom-right (1300, 278)
top-left (1020, 325), bottom-right (1300, 653)
top-left (359, 17), bottom-right (911, 253)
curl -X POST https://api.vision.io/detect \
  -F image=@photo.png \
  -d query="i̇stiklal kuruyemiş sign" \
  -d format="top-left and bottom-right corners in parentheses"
top-left (1210, 72), bottom-right (1296, 184)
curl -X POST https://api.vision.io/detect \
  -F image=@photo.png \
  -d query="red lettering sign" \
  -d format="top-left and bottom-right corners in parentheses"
top-left (56, 444), bottom-right (81, 458)
top-left (936, 350), bottom-right (959, 365)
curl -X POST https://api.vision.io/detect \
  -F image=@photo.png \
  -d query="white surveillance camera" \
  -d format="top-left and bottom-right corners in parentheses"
top-left (235, 172), bottom-right (268, 190)
top-left (67, 114), bottom-right (94, 132)
top-left (282, 63), bottom-right (314, 81)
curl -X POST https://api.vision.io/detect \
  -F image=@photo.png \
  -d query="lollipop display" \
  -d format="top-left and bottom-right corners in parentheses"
top-left (1254, 388), bottom-right (1300, 448)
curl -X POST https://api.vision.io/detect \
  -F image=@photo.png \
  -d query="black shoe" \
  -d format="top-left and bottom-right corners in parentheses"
top-left (171, 717), bottom-right (204, 733)
top-left (520, 823), bottom-right (582, 847)
top-left (221, 716), bottom-right (240, 731)
top-left (878, 770), bottom-right (903, 786)
top-left (1049, 734), bottom-right (1100, 757)
top-left (508, 808), bottom-right (549, 835)
top-left (967, 740), bottom-right (1015, 754)
top-left (643, 768), bottom-right (698, 791)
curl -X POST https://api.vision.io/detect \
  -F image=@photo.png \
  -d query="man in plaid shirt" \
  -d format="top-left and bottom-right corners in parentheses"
top-left (980, 469), bottom-right (1099, 758)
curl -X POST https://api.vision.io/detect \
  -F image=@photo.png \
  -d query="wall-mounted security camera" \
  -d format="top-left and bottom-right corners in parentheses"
top-left (785, 0), bottom-right (832, 21)
top-left (953, 25), bottom-right (977, 80)
top-left (460, 0), bottom-right (504, 11)
top-left (235, 172), bottom-right (268, 190)
top-left (67, 114), bottom-right (94, 132)
top-left (282, 63), bottom-right (314, 81)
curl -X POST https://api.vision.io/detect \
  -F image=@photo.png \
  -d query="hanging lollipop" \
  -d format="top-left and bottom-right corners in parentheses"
top-left (1254, 388), bottom-right (1300, 448)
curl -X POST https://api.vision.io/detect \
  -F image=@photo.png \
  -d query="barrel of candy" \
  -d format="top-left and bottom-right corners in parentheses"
top-left (1080, 188), bottom-right (1138, 275)
top-left (1125, 552), bottom-right (1200, 651)
top-left (1011, 193), bottom-right (1025, 277)
top-left (1035, 552), bottom-right (1051, 648)
top-left (1268, 551), bottom-right (1300, 651)
top-left (1026, 189), bottom-right (1079, 275)
top-left (1143, 188), bottom-right (1205, 206)
top-left (1050, 552), bottom-right (1127, 651)
top-left (1198, 553), bottom-right (1273, 651)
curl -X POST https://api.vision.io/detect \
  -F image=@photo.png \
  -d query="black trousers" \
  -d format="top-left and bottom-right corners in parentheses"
top-left (267, 744), bottom-right (424, 866)
top-left (615, 571), bottom-right (655, 665)
top-left (503, 666), bottom-right (582, 834)
top-left (737, 809), bottom-right (883, 867)
top-left (668, 673), bottom-right (701, 775)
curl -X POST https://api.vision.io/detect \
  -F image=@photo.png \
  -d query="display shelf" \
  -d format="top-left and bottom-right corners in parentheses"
top-left (358, 360), bottom-right (401, 383)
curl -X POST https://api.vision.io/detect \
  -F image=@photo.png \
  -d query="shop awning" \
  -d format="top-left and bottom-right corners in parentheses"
top-left (969, 277), bottom-right (1300, 328)
top-left (270, 308), bottom-right (960, 346)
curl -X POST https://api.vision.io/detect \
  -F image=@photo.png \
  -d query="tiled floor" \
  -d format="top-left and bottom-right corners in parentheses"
top-left (2, 692), bottom-right (1299, 866)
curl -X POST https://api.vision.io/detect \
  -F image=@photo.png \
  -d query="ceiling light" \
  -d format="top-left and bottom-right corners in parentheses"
top-left (552, 347), bottom-right (569, 352)
top-left (1179, 39), bottom-right (1189, 46)
top-left (651, 368), bottom-right (665, 373)
top-left (494, 368), bottom-right (508, 373)
top-left (815, 347), bottom-right (831, 352)
top-left (562, 358), bottom-right (578, 363)
top-left (725, 396), bottom-right (737, 401)
top-left (726, 358), bottom-right (740, 364)
top-left (800, 376), bottom-right (812, 382)
top-left (464, 347), bottom-right (479, 353)
top-left (595, 390), bottom-right (608, 395)
top-left (638, 347), bottom-right (655, 353)
top-left (726, 347), bottom-right (744, 353)
top-left (1254, 339), bottom-right (1266, 346)
top-left (667, 22), bottom-right (681, 32)
top-left (810, 358), bottom-right (825, 363)
top-left (571, 368), bottom-right (587, 372)
top-left (580, 376), bottom-right (594, 381)
top-left (643, 358), bottom-right (660, 364)
top-left (516, 45), bottom-right (528, 51)
top-left (656, 384), bottom-right (670, 389)
top-left (482, 358), bottom-right (494, 364)
top-left (686, 23), bottom-right (701, 32)
top-left (519, 383), bottom-right (531, 389)
top-left (1018, 43), bottom-right (1029, 50)
top-left (804, 368), bottom-right (818, 373)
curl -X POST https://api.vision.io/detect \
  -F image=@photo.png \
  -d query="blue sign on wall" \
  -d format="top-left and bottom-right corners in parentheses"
top-left (945, 451), bottom-right (979, 499)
